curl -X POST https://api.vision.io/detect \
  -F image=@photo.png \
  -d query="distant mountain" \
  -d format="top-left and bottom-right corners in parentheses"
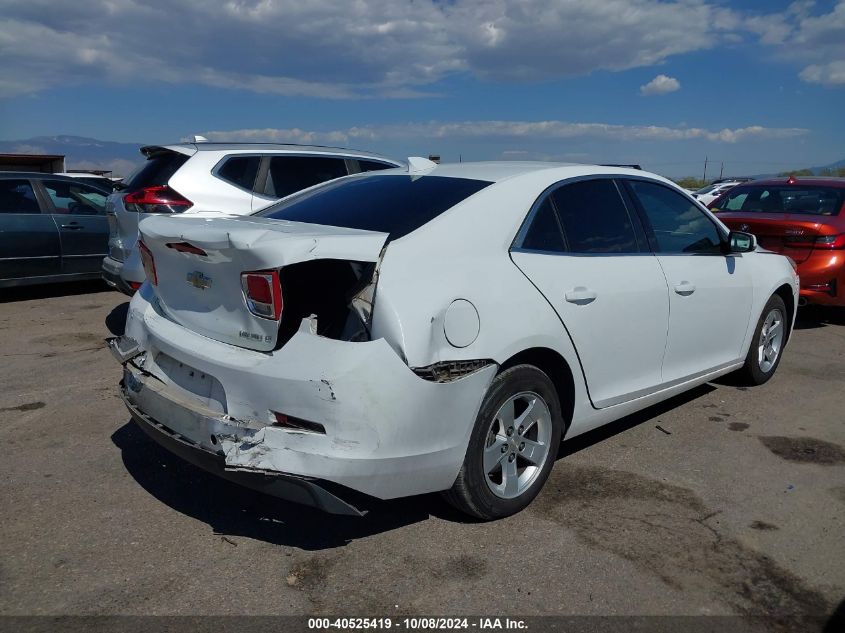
top-left (0, 135), bottom-right (144, 177)
top-left (751, 157), bottom-right (845, 179)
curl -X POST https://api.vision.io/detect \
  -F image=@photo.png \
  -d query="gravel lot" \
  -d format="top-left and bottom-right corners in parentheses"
top-left (1, 282), bottom-right (843, 623)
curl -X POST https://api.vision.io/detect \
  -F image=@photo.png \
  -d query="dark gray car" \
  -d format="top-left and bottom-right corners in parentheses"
top-left (0, 172), bottom-right (109, 288)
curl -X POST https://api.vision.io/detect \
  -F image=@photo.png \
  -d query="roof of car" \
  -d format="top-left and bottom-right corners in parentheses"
top-left (375, 160), bottom-right (656, 184)
top-left (143, 142), bottom-right (403, 164)
top-left (740, 177), bottom-right (845, 188)
top-left (0, 171), bottom-right (82, 182)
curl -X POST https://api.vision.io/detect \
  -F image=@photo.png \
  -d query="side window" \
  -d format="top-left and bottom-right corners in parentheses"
top-left (629, 180), bottom-right (723, 254)
top-left (42, 180), bottom-right (106, 215)
top-left (358, 159), bottom-right (396, 172)
top-left (264, 156), bottom-right (348, 199)
top-left (0, 180), bottom-right (40, 214)
top-left (551, 179), bottom-right (639, 253)
top-left (217, 156), bottom-right (260, 191)
top-left (520, 197), bottom-right (566, 252)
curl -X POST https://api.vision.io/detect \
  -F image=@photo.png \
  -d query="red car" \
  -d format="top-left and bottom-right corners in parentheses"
top-left (710, 177), bottom-right (845, 307)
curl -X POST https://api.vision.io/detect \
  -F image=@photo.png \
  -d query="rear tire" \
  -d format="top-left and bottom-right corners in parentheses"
top-left (733, 294), bottom-right (788, 386)
top-left (443, 364), bottom-right (564, 520)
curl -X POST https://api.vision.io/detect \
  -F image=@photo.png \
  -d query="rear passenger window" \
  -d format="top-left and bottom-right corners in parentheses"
top-left (122, 152), bottom-right (188, 191)
top-left (521, 198), bottom-right (566, 252)
top-left (217, 156), bottom-right (260, 191)
top-left (264, 156), bottom-right (348, 199)
top-left (629, 180), bottom-right (723, 254)
top-left (0, 180), bottom-right (39, 214)
top-left (358, 160), bottom-right (396, 172)
top-left (42, 180), bottom-right (106, 215)
top-left (551, 179), bottom-right (639, 253)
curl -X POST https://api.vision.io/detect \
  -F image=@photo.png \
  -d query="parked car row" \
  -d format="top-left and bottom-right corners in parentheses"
top-left (109, 159), bottom-right (799, 519)
top-left (5, 144), bottom-right (839, 519)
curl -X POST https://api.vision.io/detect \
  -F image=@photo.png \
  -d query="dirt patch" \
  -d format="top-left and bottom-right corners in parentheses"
top-left (431, 554), bottom-right (488, 581)
top-left (531, 463), bottom-right (830, 616)
top-left (759, 436), bottom-right (845, 465)
top-left (26, 332), bottom-right (105, 356)
top-left (829, 487), bottom-right (845, 505)
top-left (0, 401), bottom-right (45, 413)
top-left (729, 422), bottom-right (750, 432)
top-left (750, 521), bottom-right (779, 531)
top-left (710, 416), bottom-right (725, 422)
top-left (287, 556), bottom-right (337, 591)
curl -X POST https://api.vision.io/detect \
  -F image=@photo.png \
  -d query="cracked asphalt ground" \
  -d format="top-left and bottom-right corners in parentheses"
top-left (1, 281), bottom-right (843, 620)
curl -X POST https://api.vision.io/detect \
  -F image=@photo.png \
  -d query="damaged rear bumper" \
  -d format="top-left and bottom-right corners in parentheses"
top-left (113, 286), bottom-right (497, 512)
top-left (120, 378), bottom-right (368, 515)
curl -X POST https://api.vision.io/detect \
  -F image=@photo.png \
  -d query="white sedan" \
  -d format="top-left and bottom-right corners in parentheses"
top-left (110, 160), bottom-right (798, 519)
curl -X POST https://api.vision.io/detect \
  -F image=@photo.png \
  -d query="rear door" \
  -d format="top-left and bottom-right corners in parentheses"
top-left (39, 179), bottom-right (109, 274)
top-left (251, 155), bottom-right (349, 211)
top-left (510, 178), bottom-right (669, 408)
top-left (0, 178), bottom-right (61, 282)
top-left (625, 179), bottom-right (753, 382)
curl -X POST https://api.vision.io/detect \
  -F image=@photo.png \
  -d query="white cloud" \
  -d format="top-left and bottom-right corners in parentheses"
top-left (756, 1), bottom-right (845, 87)
top-left (201, 120), bottom-right (809, 145)
top-left (640, 75), bottom-right (681, 96)
top-left (799, 60), bottom-right (845, 86)
top-left (0, 0), bottom-right (816, 99)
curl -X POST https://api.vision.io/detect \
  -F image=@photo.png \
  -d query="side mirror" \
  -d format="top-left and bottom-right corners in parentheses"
top-left (728, 230), bottom-right (756, 253)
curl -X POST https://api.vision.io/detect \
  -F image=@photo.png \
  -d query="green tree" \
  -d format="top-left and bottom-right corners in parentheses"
top-left (673, 177), bottom-right (706, 190)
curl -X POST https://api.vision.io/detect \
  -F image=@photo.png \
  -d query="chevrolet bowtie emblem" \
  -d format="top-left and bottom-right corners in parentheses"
top-left (186, 271), bottom-right (212, 290)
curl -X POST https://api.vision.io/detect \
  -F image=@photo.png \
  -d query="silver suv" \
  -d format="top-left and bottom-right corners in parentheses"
top-left (102, 142), bottom-right (402, 294)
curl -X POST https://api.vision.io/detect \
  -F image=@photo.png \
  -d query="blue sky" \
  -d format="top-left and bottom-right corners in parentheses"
top-left (0, 0), bottom-right (843, 177)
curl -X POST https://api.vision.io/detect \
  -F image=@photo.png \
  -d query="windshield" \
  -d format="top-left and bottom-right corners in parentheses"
top-left (258, 174), bottom-right (493, 239)
top-left (715, 185), bottom-right (844, 216)
top-left (694, 185), bottom-right (718, 195)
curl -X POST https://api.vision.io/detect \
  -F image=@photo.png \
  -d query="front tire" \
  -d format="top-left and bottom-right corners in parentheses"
top-left (734, 294), bottom-right (788, 386)
top-left (443, 364), bottom-right (564, 520)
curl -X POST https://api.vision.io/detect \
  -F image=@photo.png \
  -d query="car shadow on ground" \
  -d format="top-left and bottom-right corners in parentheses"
top-left (0, 280), bottom-right (113, 304)
top-left (105, 301), bottom-right (130, 336)
top-left (556, 384), bottom-right (716, 459)
top-left (111, 421), bottom-right (437, 550)
top-left (111, 383), bottom-right (717, 547)
top-left (794, 305), bottom-right (845, 330)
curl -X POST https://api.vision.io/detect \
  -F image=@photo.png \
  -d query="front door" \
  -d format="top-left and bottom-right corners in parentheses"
top-left (0, 178), bottom-right (61, 282)
top-left (511, 178), bottom-right (669, 408)
top-left (40, 179), bottom-right (110, 275)
top-left (625, 179), bottom-right (754, 383)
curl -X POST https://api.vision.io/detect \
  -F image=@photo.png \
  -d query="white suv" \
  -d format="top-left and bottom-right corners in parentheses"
top-left (102, 142), bottom-right (402, 294)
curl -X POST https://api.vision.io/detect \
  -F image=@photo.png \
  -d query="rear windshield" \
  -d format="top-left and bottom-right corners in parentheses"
top-left (716, 185), bottom-right (844, 216)
top-left (122, 151), bottom-right (189, 191)
top-left (258, 174), bottom-right (493, 239)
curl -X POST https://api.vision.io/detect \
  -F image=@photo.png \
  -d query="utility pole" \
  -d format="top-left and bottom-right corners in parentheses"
top-left (703, 156), bottom-right (708, 183)
top-left (719, 162), bottom-right (724, 180)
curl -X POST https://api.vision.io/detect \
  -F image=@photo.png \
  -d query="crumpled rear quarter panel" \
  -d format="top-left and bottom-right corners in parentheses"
top-left (124, 286), bottom-right (497, 498)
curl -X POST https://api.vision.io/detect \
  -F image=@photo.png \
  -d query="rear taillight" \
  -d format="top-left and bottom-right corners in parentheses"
top-left (124, 186), bottom-right (193, 214)
top-left (138, 240), bottom-right (157, 286)
top-left (813, 233), bottom-right (845, 249)
top-left (241, 270), bottom-right (283, 320)
top-left (784, 233), bottom-right (845, 249)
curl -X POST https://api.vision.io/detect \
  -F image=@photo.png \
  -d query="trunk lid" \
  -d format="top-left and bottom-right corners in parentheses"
top-left (717, 212), bottom-right (833, 263)
top-left (138, 214), bottom-right (388, 351)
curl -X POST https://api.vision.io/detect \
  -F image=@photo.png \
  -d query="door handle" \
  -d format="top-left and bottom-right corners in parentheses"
top-left (60, 223), bottom-right (83, 230)
top-left (565, 286), bottom-right (598, 304)
top-left (674, 281), bottom-right (696, 296)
